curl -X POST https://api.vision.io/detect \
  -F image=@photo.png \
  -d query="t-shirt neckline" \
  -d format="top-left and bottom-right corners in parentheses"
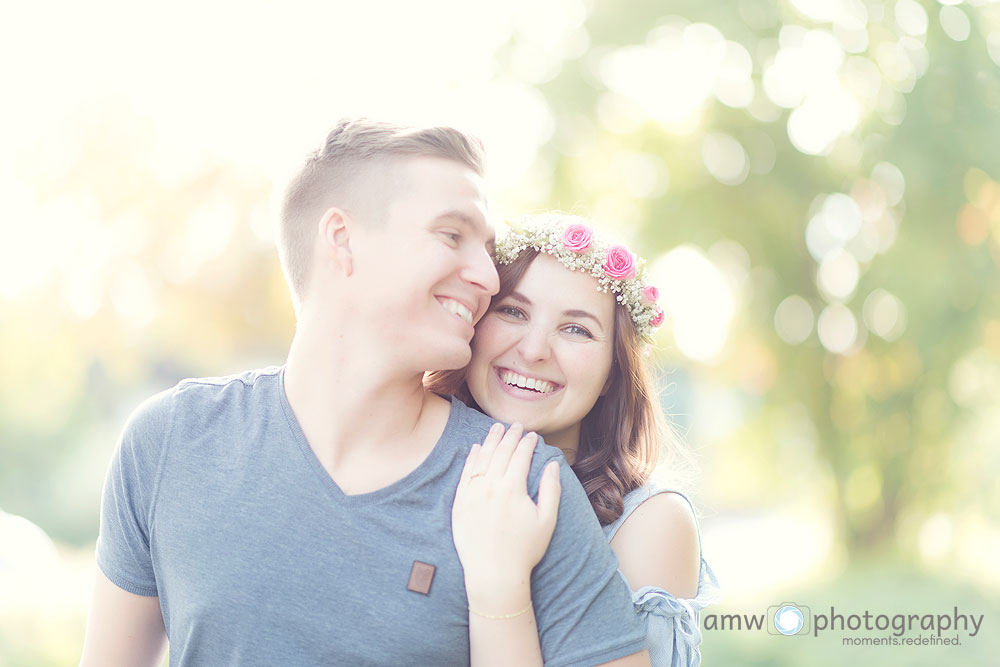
top-left (276, 366), bottom-right (463, 506)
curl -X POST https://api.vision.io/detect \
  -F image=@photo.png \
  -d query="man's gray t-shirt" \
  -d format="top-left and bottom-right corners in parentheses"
top-left (97, 367), bottom-right (645, 666)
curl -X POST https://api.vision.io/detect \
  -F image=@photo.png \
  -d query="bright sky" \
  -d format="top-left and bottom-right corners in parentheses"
top-left (0, 0), bottom-right (583, 316)
top-left (2, 0), bottom-right (745, 362)
top-left (1, 0), bottom-right (570, 188)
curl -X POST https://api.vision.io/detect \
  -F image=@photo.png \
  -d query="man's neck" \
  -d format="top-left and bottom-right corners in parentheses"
top-left (283, 321), bottom-right (448, 490)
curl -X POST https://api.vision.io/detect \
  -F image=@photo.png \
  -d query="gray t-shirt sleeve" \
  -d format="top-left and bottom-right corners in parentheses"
top-left (529, 452), bottom-right (647, 667)
top-left (95, 388), bottom-right (173, 597)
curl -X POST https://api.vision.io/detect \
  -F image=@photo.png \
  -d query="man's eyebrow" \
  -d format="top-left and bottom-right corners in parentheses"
top-left (433, 209), bottom-right (478, 226)
top-left (507, 291), bottom-right (604, 328)
top-left (434, 210), bottom-right (496, 251)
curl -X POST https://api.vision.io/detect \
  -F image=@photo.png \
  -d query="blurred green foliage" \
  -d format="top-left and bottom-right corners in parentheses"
top-left (512, 0), bottom-right (1000, 561)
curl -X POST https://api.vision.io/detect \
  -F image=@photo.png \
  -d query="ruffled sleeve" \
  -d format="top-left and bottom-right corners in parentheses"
top-left (627, 556), bottom-right (721, 667)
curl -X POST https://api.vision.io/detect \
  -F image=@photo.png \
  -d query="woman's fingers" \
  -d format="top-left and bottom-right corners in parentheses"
top-left (506, 429), bottom-right (537, 485)
top-left (536, 461), bottom-right (561, 533)
top-left (458, 442), bottom-right (482, 486)
top-left (476, 422), bottom-right (505, 470)
top-left (452, 432), bottom-right (563, 578)
top-left (486, 422), bottom-right (524, 480)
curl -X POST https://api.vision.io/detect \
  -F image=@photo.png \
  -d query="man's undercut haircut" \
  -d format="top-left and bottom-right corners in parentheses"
top-left (278, 118), bottom-right (486, 308)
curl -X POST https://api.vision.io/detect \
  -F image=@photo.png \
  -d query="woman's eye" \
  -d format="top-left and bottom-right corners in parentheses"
top-left (440, 231), bottom-right (461, 244)
top-left (496, 305), bottom-right (526, 319)
top-left (564, 324), bottom-right (594, 339)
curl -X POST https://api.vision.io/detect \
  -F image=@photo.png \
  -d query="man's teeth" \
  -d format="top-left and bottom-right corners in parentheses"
top-left (442, 299), bottom-right (473, 325)
top-left (499, 370), bottom-right (555, 394)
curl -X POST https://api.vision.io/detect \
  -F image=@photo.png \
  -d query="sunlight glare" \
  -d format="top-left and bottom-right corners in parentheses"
top-left (652, 245), bottom-right (735, 363)
top-left (775, 295), bottom-right (815, 345)
top-left (817, 303), bottom-right (859, 354)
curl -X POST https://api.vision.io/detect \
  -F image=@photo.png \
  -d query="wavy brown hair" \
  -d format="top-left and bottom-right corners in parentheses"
top-left (425, 248), bottom-right (677, 525)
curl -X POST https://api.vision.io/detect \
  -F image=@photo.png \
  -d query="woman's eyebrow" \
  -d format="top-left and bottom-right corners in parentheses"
top-left (508, 291), bottom-right (532, 305)
top-left (562, 309), bottom-right (602, 326)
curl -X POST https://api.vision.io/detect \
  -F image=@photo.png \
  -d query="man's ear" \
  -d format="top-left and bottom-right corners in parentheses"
top-left (318, 207), bottom-right (353, 276)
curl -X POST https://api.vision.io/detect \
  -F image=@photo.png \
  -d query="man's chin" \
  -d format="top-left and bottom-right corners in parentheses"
top-left (422, 345), bottom-right (472, 373)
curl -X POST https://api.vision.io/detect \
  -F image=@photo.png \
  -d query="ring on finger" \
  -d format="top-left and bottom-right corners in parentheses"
top-left (468, 472), bottom-right (486, 480)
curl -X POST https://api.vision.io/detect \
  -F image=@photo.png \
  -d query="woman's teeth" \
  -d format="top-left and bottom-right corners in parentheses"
top-left (441, 299), bottom-right (474, 325)
top-left (499, 369), bottom-right (555, 394)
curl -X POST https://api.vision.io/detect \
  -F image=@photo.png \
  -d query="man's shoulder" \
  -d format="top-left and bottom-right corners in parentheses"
top-left (161, 366), bottom-right (282, 410)
top-left (173, 366), bottom-right (283, 394)
top-left (126, 366), bottom-right (283, 435)
top-left (445, 396), bottom-right (495, 434)
top-left (444, 396), bottom-right (564, 485)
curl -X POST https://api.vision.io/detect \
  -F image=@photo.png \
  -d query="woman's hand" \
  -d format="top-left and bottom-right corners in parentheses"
top-left (452, 423), bottom-right (561, 604)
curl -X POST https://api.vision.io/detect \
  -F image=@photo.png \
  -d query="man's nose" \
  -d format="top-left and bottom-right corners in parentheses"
top-left (463, 246), bottom-right (499, 297)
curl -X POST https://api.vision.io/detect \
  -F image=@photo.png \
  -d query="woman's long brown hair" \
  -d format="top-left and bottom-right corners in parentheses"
top-left (425, 248), bottom-right (677, 525)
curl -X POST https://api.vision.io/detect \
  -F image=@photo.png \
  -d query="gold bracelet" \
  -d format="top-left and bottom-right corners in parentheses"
top-left (468, 600), bottom-right (533, 620)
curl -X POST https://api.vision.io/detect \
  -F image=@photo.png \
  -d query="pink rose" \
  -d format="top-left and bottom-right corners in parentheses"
top-left (603, 245), bottom-right (636, 280)
top-left (562, 223), bottom-right (593, 253)
top-left (649, 308), bottom-right (665, 328)
top-left (641, 285), bottom-right (660, 306)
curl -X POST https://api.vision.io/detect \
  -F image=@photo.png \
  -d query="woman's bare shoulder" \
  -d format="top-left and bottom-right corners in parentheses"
top-left (610, 491), bottom-right (700, 598)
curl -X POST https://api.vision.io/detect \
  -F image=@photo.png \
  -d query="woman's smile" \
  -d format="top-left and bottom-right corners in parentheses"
top-left (493, 366), bottom-right (563, 400)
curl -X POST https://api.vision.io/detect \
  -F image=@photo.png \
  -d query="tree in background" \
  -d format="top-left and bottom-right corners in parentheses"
top-left (507, 0), bottom-right (1000, 560)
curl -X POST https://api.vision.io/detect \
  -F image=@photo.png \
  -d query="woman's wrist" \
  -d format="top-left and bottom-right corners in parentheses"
top-left (464, 572), bottom-right (533, 617)
top-left (469, 599), bottom-right (533, 620)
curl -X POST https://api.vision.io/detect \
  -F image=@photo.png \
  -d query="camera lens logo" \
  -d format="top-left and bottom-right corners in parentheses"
top-left (775, 606), bottom-right (803, 635)
top-left (767, 603), bottom-right (811, 636)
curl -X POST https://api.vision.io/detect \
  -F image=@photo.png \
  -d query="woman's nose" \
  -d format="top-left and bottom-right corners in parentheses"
top-left (516, 326), bottom-right (552, 363)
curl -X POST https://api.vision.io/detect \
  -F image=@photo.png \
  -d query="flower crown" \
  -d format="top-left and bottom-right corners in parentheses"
top-left (494, 214), bottom-right (664, 341)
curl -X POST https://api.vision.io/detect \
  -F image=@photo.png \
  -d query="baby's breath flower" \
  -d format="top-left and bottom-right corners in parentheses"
top-left (496, 214), bottom-right (663, 342)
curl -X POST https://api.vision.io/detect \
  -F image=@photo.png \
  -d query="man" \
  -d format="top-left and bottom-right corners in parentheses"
top-left (81, 119), bottom-right (648, 666)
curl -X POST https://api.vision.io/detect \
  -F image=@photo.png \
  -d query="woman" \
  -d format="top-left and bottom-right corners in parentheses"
top-left (426, 213), bottom-right (719, 666)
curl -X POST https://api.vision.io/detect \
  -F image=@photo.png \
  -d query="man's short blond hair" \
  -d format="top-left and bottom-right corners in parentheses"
top-left (278, 118), bottom-right (486, 308)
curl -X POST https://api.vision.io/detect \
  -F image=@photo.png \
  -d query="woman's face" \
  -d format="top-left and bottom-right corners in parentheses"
top-left (466, 254), bottom-right (616, 451)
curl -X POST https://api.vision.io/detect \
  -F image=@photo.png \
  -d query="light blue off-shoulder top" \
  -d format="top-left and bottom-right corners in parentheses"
top-left (602, 486), bottom-right (721, 667)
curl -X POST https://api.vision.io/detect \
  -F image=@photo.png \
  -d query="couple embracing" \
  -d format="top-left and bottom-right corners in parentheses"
top-left (81, 118), bottom-right (718, 667)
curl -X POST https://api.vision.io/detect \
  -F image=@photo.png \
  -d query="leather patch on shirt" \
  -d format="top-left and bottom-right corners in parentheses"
top-left (407, 561), bottom-right (436, 595)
